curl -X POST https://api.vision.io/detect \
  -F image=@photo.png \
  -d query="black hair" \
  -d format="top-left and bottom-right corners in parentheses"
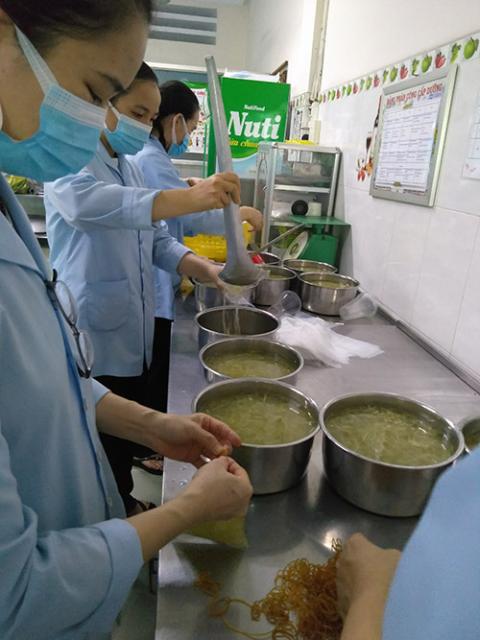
top-left (134, 62), bottom-right (158, 84)
top-left (154, 80), bottom-right (200, 149)
top-left (111, 62), bottom-right (159, 104)
top-left (0, 0), bottom-right (152, 52)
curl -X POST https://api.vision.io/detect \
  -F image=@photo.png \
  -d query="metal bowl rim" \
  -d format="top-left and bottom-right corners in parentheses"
top-left (282, 259), bottom-right (337, 271)
top-left (321, 391), bottom-right (464, 470)
top-left (257, 265), bottom-right (297, 280)
top-left (193, 377), bottom-right (320, 449)
top-left (247, 250), bottom-right (280, 262)
top-left (199, 337), bottom-right (304, 382)
top-left (299, 272), bottom-right (360, 287)
top-left (457, 414), bottom-right (480, 454)
top-left (195, 305), bottom-right (280, 338)
top-left (192, 278), bottom-right (257, 291)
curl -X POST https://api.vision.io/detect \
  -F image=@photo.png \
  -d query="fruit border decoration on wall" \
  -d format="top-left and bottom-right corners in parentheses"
top-left (318, 32), bottom-right (479, 104)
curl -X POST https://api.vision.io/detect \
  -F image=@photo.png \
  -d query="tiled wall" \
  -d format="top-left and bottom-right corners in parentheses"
top-left (318, 56), bottom-right (480, 383)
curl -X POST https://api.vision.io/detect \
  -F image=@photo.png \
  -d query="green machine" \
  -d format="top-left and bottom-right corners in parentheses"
top-left (284, 215), bottom-right (349, 266)
top-left (254, 142), bottom-right (348, 268)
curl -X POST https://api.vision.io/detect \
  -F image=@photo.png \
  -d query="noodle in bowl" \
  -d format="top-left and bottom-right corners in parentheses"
top-left (321, 392), bottom-right (464, 517)
top-left (193, 378), bottom-right (320, 494)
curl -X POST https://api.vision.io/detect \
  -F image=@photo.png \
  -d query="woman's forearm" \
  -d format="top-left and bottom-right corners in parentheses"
top-left (95, 391), bottom-right (159, 448)
top-left (152, 188), bottom-right (199, 221)
top-left (127, 493), bottom-right (202, 562)
top-left (151, 172), bottom-right (241, 221)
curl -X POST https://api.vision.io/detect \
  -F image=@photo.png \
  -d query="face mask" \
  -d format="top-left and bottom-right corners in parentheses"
top-left (104, 105), bottom-right (152, 156)
top-left (168, 114), bottom-right (190, 157)
top-left (0, 27), bottom-right (106, 182)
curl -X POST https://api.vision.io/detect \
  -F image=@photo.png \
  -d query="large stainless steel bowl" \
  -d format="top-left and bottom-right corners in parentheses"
top-left (458, 415), bottom-right (480, 454)
top-left (195, 306), bottom-right (279, 351)
top-left (199, 337), bottom-right (304, 384)
top-left (193, 279), bottom-right (254, 312)
top-left (252, 265), bottom-right (296, 307)
top-left (283, 259), bottom-right (337, 294)
top-left (300, 272), bottom-right (359, 316)
top-left (193, 378), bottom-right (320, 494)
top-left (321, 393), bottom-right (464, 517)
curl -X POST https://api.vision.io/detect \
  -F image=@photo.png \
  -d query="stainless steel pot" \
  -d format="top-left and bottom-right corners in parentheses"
top-left (248, 251), bottom-right (280, 265)
top-left (458, 415), bottom-right (480, 454)
top-left (252, 265), bottom-right (296, 307)
top-left (321, 393), bottom-right (464, 517)
top-left (199, 337), bottom-right (304, 384)
top-left (300, 272), bottom-right (359, 316)
top-left (282, 259), bottom-right (337, 294)
top-left (195, 306), bottom-right (279, 351)
top-left (193, 378), bottom-right (320, 494)
top-left (193, 279), bottom-right (254, 312)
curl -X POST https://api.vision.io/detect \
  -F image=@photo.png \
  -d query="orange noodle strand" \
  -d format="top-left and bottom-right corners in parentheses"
top-left (195, 540), bottom-right (343, 640)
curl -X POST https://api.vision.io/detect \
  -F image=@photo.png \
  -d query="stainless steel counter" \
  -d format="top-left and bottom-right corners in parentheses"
top-left (155, 297), bottom-right (480, 639)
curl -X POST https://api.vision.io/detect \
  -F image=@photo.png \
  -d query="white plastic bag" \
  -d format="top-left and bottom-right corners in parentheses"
top-left (276, 314), bottom-right (383, 367)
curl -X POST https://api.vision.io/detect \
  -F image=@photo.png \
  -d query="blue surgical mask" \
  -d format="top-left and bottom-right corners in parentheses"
top-left (168, 114), bottom-right (190, 157)
top-left (104, 105), bottom-right (152, 156)
top-left (0, 28), bottom-right (106, 182)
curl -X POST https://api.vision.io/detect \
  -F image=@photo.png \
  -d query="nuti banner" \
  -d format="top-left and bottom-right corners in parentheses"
top-left (207, 77), bottom-right (291, 177)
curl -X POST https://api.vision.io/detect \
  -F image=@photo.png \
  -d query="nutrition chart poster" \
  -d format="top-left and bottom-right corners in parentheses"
top-left (371, 66), bottom-right (457, 206)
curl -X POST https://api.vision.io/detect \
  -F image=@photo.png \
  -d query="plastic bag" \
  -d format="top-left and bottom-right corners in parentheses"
top-left (276, 314), bottom-right (383, 367)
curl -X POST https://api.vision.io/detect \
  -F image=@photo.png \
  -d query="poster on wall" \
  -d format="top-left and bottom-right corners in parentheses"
top-left (370, 66), bottom-right (457, 207)
top-left (207, 77), bottom-right (290, 177)
top-left (463, 90), bottom-right (480, 179)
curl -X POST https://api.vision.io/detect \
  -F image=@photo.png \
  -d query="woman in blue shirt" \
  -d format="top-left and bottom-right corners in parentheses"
top-left (0, 3), bottom-right (252, 638)
top-left (132, 80), bottom-right (263, 439)
top-left (335, 444), bottom-right (480, 639)
top-left (44, 64), bottom-right (242, 515)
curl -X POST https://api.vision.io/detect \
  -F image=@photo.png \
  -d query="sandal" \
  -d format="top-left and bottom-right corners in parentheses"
top-left (127, 499), bottom-right (157, 517)
top-left (132, 454), bottom-right (164, 476)
top-left (136, 499), bottom-right (156, 512)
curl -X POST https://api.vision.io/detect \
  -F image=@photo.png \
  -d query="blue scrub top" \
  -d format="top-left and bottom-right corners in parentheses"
top-left (132, 137), bottom-right (225, 320)
top-left (383, 445), bottom-right (480, 639)
top-left (0, 174), bottom-right (142, 640)
top-left (44, 143), bottom-right (190, 377)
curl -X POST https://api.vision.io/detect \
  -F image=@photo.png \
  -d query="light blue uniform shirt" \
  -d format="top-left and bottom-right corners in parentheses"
top-left (132, 137), bottom-right (225, 319)
top-left (0, 173), bottom-right (143, 640)
top-left (383, 446), bottom-right (480, 639)
top-left (44, 143), bottom-right (190, 377)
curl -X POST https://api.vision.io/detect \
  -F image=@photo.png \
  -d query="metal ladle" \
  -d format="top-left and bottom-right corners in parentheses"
top-left (205, 56), bottom-right (260, 286)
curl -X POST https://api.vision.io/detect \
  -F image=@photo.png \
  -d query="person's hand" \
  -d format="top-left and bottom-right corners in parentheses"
top-left (146, 412), bottom-right (241, 466)
top-left (336, 533), bottom-right (401, 619)
top-left (189, 172), bottom-right (240, 210)
top-left (177, 254), bottom-right (225, 290)
top-left (240, 206), bottom-right (263, 231)
top-left (186, 176), bottom-right (204, 187)
top-left (179, 456), bottom-right (252, 523)
top-left (197, 261), bottom-right (224, 288)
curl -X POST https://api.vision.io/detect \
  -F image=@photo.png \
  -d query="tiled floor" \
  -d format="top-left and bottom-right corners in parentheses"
top-left (112, 466), bottom-right (164, 640)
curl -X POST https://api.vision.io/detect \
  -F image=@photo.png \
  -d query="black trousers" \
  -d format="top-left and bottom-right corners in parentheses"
top-left (96, 318), bottom-right (173, 513)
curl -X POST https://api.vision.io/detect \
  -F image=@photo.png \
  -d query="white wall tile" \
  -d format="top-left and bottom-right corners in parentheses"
top-left (341, 189), bottom-right (397, 297)
top-left (412, 208), bottom-right (479, 351)
top-left (436, 58), bottom-right (480, 218)
top-left (381, 204), bottom-right (432, 323)
top-left (321, 56), bottom-right (480, 379)
top-left (451, 226), bottom-right (480, 372)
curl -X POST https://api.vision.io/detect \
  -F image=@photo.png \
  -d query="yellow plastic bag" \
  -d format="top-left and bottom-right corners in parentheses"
top-left (186, 516), bottom-right (248, 548)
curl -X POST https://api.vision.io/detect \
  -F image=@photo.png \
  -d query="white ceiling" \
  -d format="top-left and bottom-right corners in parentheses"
top-left (167, 0), bottom-right (247, 5)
